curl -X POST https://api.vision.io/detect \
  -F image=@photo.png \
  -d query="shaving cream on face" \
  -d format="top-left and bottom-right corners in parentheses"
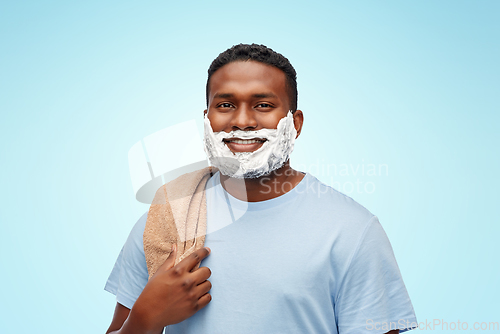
top-left (203, 111), bottom-right (297, 179)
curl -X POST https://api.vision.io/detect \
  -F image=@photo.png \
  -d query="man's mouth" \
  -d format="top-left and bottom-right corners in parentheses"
top-left (223, 138), bottom-right (266, 152)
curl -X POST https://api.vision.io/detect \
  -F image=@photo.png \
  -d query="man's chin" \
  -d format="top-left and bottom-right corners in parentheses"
top-left (219, 164), bottom-right (284, 180)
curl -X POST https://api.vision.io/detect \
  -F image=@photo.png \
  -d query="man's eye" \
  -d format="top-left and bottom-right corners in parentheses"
top-left (219, 103), bottom-right (233, 108)
top-left (257, 103), bottom-right (272, 108)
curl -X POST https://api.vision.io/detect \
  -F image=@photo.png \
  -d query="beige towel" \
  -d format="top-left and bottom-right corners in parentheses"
top-left (143, 166), bottom-right (218, 279)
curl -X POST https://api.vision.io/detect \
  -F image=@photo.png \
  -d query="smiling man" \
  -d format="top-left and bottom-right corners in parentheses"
top-left (203, 59), bottom-right (305, 201)
top-left (104, 44), bottom-right (417, 334)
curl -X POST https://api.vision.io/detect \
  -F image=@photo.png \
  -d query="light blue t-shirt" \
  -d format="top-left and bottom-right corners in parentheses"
top-left (105, 172), bottom-right (417, 333)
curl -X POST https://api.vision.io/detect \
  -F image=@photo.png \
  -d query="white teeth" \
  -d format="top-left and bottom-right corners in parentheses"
top-left (229, 139), bottom-right (262, 144)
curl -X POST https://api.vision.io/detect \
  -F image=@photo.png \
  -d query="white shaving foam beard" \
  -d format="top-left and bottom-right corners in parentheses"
top-left (203, 111), bottom-right (297, 179)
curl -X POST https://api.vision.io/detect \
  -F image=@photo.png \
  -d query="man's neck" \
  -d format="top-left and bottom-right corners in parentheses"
top-left (218, 161), bottom-right (305, 202)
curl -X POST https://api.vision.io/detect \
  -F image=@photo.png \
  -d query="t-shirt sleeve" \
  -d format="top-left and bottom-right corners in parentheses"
top-left (335, 216), bottom-right (418, 334)
top-left (104, 211), bottom-right (150, 309)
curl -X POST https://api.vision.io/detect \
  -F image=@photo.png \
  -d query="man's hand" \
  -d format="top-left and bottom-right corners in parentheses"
top-left (121, 245), bottom-right (212, 334)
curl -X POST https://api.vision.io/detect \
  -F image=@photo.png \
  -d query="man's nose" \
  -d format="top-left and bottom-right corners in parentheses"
top-left (230, 105), bottom-right (257, 131)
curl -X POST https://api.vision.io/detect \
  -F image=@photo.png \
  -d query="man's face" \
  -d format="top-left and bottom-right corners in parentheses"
top-left (205, 61), bottom-right (300, 153)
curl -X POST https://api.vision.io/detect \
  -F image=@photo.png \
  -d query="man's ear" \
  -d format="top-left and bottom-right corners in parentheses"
top-left (203, 109), bottom-right (207, 117)
top-left (293, 110), bottom-right (304, 139)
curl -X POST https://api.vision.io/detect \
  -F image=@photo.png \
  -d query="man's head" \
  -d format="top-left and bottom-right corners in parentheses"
top-left (203, 44), bottom-right (303, 179)
top-left (206, 44), bottom-right (298, 112)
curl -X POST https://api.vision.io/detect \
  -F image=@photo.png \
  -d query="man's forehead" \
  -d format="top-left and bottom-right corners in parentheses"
top-left (208, 61), bottom-right (287, 97)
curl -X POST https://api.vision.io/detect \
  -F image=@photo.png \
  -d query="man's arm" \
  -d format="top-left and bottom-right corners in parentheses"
top-left (106, 303), bottom-right (129, 333)
top-left (105, 246), bottom-right (212, 334)
top-left (106, 303), bottom-right (166, 334)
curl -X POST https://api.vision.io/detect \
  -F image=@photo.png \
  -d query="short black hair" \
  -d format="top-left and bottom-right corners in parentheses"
top-left (206, 43), bottom-right (298, 112)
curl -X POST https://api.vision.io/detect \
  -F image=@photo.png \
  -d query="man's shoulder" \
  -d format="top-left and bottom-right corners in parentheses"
top-left (125, 211), bottom-right (149, 250)
top-left (301, 173), bottom-right (375, 227)
top-left (304, 173), bottom-right (373, 219)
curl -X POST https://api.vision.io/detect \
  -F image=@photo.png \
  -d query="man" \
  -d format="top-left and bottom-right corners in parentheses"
top-left (105, 44), bottom-right (417, 334)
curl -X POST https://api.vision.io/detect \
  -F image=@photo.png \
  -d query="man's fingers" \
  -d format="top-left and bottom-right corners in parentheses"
top-left (195, 293), bottom-right (212, 311)
top-left (178, 247), bottom-right (211, 272)
top-left (191, 266), bottom-right (212, 284)
top-left (194, 280), bottom-right (212, 297)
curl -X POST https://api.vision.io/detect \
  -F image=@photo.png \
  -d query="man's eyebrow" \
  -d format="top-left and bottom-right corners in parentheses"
top-left (252, 93), bottom-right (278, 99)
top-left (213, 93), bottom-right (234, 99)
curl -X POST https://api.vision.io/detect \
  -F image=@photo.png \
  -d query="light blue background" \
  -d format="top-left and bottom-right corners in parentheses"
top-left (1, 1), bottom-right (498, 333)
